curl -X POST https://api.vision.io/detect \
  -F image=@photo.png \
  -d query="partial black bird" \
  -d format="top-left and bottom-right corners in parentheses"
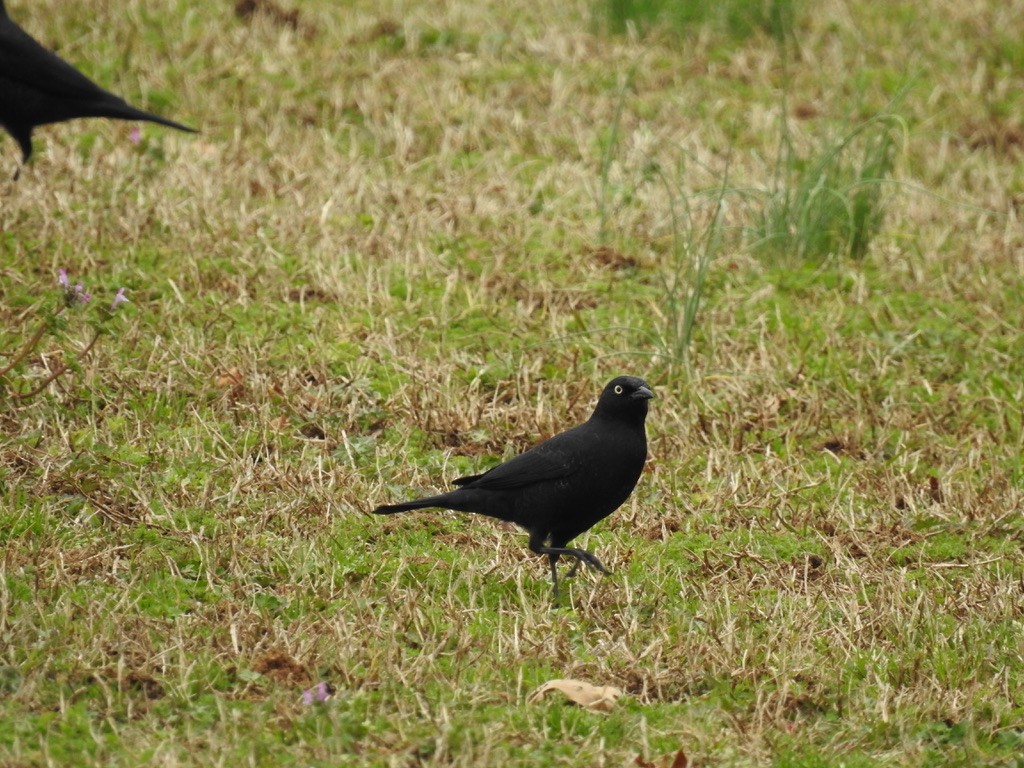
top-left (374, 376), bottom-right (655, 601)
top-left (0, 0), bottom-right (195, 170)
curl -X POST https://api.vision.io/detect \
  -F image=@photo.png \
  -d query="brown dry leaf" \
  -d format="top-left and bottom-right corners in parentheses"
top-left (635, 749), bottom-right (689, 768)
top-left (527, 678), bottom-right (623, 712)
top-left (214, 367), bottom-right (245, 389)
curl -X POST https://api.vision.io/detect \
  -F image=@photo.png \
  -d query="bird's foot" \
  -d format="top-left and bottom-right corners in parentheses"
top-left (565, 549), bottom-right (609, 577)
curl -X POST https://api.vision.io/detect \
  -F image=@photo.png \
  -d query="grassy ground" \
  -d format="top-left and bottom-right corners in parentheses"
top-left (2, 0), bottom-right (1023, 765)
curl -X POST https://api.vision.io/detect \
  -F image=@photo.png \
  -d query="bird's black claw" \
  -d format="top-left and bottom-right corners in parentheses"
top-left (562, 551), bottom-right (611, 580)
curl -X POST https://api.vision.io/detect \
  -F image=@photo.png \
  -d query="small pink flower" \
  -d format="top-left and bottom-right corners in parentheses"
top-left (129, 126), bottom-right (142, 145)
top-left (111, 288), bottom-right (129, 310)
top-left (59, 270), bottom-right (90, 305)
top-left (301, 681), bottom-right (333, 705)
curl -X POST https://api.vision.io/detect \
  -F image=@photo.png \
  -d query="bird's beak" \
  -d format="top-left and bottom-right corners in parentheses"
top-left (632, 386), bottom-right (655, 401)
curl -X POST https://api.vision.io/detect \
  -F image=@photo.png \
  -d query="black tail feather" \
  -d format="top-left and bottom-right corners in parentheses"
top-left (372, 494), bottom-right (454, 515)
top-left (89, 96), bottom-right (197, 134)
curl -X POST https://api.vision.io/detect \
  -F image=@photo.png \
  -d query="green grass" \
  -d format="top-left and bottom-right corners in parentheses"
top-left (600, 0), bottom-right (799, 42)
top-left (2, 0), bottom-right (1024, 765)
top-left (749, 113), bottom-right (904, 261)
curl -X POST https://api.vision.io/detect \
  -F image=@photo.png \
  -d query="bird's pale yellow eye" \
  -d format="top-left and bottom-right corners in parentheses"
top-left (614, 385), bottom-right (623, 395)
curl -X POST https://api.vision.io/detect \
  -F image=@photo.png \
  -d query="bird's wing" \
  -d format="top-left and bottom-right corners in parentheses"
top-left (0, 14), bottom-right (107, 98)
top-left (453, 436), bottom-right (577, 490)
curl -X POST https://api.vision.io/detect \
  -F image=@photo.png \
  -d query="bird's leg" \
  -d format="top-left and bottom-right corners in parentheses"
top-left (540, 547), bottom-right (608, 600)
top-left (547, 547), bottom-right (610, 575)
top-left (529, 531), bottom-right (610, 601)
top-left (548, 553), bottom-right (560, 601)
top-left (530, 530), bottom-right (563, 601)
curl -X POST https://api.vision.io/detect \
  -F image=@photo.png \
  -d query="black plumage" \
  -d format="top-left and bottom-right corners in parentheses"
top-left (0, 0), bottom-right (195, 168)
top-left (374, 376), bottom-right (655, 600)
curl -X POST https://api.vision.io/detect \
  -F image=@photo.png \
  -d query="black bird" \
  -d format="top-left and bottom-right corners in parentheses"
top-left (374, 376), bottom-right (655, 600)
top-left (0, 0), bottom-right (195, 169)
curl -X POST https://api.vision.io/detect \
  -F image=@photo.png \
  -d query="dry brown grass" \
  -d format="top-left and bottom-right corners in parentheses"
top-left (1, 0), bottom-right (1023, 765)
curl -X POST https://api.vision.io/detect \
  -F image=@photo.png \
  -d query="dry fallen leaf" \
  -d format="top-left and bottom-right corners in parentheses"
top-left (635, 749), bottom-right (689, 768)
top-left (214, 367), bottom-right (245, 389)
top-left (527, 678), bottom-right (623, 712)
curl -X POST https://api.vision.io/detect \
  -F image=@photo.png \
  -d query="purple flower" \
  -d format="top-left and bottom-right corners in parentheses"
top-left (129, 126), bottom-right (142, 145)
top-left (111, 288), bottom-right (129, 310)
top-left (301, 681), bottom-right (333, 705)
top-left (59, 270), bottom-right (90, 305)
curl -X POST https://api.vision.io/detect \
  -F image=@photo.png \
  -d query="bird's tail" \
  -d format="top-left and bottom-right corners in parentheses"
top-left (89, 96), bottom-right (197, 134)
top-left (135, 110), bottom-right (196, 134)
top-left (372, 493), bottom-right (456, 515)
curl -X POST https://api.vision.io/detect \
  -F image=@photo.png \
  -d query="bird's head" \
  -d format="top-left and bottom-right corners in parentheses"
top-left (592, 375), bottom-right (655, 422)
